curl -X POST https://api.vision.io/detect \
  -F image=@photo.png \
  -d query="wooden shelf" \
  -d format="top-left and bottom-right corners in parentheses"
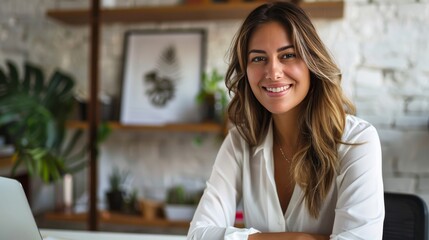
top-left (46, 1), bottom-right (344, 25)
top-left (66, 120), bottom-right (224, 133)
top-left (44, 210), bottom-right (190, 228)
top-left (44, 210), bottom-right (244, 228)
top-left (0, 156), bottom-right (14, 170)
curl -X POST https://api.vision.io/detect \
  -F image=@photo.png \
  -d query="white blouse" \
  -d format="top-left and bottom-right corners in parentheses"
top-left (187, 115), bottom-right (384, 240)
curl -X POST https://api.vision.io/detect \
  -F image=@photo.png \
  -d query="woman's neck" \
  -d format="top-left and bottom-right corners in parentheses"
top-left (272, 109), bottom-right (300, 149)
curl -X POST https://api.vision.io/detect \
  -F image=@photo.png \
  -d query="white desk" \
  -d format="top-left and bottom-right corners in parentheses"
top-left (40, 229), bottom-right (187, 240)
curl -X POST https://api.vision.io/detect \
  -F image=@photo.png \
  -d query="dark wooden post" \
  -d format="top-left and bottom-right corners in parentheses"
top-left (88, 0), bottom-right (100, 231)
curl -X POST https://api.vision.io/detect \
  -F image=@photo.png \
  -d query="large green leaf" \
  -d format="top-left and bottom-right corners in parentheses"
top-left (23, 63), bottom-right (44, 97)
top-left (6, 61), bottom-right (19, 89)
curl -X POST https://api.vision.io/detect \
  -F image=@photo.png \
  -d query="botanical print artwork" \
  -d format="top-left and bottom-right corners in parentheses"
top-left (144, 45), bottom-right (181, 107)
top-left (120, 29), bottom-right (204, 125)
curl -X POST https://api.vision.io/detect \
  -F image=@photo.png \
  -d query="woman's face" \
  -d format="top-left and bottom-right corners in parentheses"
top-left (246, 21), bottom-right (310, 115)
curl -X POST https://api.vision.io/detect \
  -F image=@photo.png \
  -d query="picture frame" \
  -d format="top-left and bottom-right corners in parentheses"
top-left (119, 29), bottom-right (206, 125)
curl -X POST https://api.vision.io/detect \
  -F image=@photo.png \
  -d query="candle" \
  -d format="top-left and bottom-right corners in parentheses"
top-left (63, 174), bottom-right (73, 208)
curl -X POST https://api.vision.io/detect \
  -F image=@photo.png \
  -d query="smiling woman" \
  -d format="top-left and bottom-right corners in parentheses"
top-left (246, 21), bottom-right (310, 116)
top-left (187, 2), bottom-right (384, 240)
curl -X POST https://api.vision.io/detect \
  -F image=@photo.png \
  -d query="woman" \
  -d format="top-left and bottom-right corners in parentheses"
top-left (188, 2), bottom-right (384, 240)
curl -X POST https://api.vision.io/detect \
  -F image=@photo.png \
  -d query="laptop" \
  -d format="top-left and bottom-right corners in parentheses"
top-left (0, 176), bottom-right (43, 240)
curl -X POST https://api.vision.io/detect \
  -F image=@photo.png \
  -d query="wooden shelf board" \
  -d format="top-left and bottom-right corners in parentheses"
top-left (0, 156), bottom-right (14, 169)
top-left (44, 210), bottom-right (244, 228)
top-left (46, 1), bottom-right (343, 25)
top-left (66, 120), bottom-right (223, 133)
top-left (44, 211), bottom-right (87, 222)
top-left (44, 210), bottom-right (190, 228)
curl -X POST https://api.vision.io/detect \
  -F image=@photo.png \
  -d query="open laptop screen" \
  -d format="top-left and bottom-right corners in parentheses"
top-left (0, 176), bottom-right (43, 240)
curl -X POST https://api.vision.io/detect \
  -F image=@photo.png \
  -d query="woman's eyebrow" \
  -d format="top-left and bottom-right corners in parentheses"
top-left (248, 45), bottom-right (295, 55)
top-left (277, 45), bottom-right (294, 52)
top-left (248, 49), bottom-right (265, 55)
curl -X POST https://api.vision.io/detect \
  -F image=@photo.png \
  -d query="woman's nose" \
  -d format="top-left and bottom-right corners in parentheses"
top-left (265, 58), bottom-right (283, 80)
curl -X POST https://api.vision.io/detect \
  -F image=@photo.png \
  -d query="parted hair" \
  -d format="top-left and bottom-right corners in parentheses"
top-left (225, 1), bottom-right (356, 218)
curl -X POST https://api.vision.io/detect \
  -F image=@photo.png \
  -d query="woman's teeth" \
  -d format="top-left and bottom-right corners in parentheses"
top-left (266, 85), bottom-right (291, 93)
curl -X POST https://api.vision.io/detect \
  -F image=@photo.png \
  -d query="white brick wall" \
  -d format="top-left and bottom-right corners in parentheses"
top-left (1, 0), bottom-right (429, 214)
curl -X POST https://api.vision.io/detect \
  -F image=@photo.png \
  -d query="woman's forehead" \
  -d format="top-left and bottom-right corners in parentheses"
top-left (248, 22), bottom-right (292, 51)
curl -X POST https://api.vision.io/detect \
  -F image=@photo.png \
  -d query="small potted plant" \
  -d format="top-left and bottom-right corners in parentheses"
top-left (164, 185), bottom-right (203, 221)
top-left (105, 167), bottom-right (128, 212)
top-left (195, 69), bottom-right (228, 123)
top-left (123, 188), bottom-right (140, 215)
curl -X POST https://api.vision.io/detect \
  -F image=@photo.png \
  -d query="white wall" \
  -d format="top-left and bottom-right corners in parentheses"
top-left (0, 0), bottom-right (428, 213)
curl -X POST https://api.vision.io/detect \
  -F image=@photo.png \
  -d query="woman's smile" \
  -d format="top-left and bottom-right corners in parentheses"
top-left (265, 84), bottom-right (292, 93)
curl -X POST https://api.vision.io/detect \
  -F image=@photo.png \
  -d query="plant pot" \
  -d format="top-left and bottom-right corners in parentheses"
top-left (203, 94), bottom-right (216, 121)
top-left (164, 204), bottom-right (196, 221)
top-left (106, 190), bottom-right (124, 212)
top-left (202, 93), bottom-right (225, 123)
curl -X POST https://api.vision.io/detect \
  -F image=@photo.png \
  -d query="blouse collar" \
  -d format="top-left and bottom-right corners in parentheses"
top-left (253, 120), bottom-right (274, 162)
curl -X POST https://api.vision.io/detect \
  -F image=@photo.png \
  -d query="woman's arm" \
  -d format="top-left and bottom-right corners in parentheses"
top-left (331, 122), bottom-right (384, 239)
top-left (188, 129), bottom-right (260, 240)
top-left (249, 232), bottom-right (329, 240)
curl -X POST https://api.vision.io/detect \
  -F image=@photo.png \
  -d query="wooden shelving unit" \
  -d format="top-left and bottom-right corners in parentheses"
top-left (46, 1), bottom-right (344, 25)
top-left (66, 120), bottom-right (224, 133)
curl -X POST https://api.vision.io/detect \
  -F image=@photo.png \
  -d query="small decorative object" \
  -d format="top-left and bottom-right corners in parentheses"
top-left (105, 167), bottom-right (128, 212)
top-left (164, 185), bottom-right (203, 221)
top-left (120, 29), bottom-right (206, 125)
top-left (74, 90), bottom-right (115, 121)
top-left (139, 198), bottom-right (164, 220)
top-left (195, 69), bottom-right (228, 123)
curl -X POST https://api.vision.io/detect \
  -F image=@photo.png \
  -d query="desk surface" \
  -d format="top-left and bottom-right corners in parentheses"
top-left (40, 229), bottom-right (187, 240)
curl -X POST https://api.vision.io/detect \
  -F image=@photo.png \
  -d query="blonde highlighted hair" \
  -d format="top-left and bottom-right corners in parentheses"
top-left (225, 2), bottom-right (355, 218)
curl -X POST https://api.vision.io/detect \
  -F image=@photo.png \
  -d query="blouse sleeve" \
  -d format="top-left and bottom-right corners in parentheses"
top-left (187, 129), bottom-right (260, 240)
top-left (331, 123), bottom-right (385, 239)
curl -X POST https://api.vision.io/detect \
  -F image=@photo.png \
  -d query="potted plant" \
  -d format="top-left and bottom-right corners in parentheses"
top-left (0, 60), bottom-right (91, 183)
top-left (164, 185), bottom-right (203, 221)
top-left (123, 188), bottom-right (139, 215)
top-left (195, 69), bottom-right (228, 123)
top-left (105, 166), bottom-right (128, 212)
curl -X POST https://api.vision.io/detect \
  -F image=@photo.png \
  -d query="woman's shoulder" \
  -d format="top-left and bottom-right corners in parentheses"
top-left (226, 125), bottom-right (244, 142)
top-left (223, 126), bottom-right (249, 150)
top-left (343, 115), bottom-right (379, 143)
top-left (338, 115), bottom-right (381, 169)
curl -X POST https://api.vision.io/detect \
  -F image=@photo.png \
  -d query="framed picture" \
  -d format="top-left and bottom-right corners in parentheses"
top-left (120, 29), bottom-right (206, 125)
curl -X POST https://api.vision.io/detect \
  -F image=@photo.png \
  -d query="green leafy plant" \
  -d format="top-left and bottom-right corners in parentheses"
top-left (0, 60), bottom-right (109, 183)
top-left (195, 69), bottom-right (228, 122)
top-left (123, 188), bottom-right (139, 214)
top-left (106, 166), bottom-right (129, 212)
top-left (166, 185), bottom-right (203, 205)
top-left (108, 166), bottom-right (128, 192)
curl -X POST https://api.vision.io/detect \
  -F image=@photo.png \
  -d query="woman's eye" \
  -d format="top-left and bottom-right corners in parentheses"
top-left (251, 56), bottom-right (266, 62)
top-left (281, 53), bottom-right (296, 59)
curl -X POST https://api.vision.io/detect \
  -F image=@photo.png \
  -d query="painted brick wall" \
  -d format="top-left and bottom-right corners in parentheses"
top-left (0, 0), bottom-right (428, 214)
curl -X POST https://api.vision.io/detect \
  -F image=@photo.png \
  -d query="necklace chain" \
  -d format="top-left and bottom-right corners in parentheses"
top-left (278, 145), bottom-right (291, 163)
top-left (274, 131), bottom-right (292, 163)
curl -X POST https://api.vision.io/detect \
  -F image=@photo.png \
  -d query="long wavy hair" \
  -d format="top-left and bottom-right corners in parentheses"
top-left (225, 1), bottom-right (356, 218)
